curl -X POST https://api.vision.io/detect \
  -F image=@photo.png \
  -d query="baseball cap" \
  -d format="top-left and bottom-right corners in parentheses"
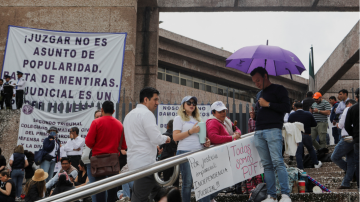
top-left (313, 92), bottom-right (322, 99)
top-left (211, 101), bottom-right (227, 112)
top-left (180, 96), bottom-right (198, 105)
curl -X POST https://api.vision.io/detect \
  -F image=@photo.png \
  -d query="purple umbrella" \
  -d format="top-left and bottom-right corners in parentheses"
top-left (226, 45), bottom-right (306, 79)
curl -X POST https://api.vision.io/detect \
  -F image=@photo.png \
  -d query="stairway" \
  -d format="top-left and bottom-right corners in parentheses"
top-left (192, 145), bottom-right (359, 202)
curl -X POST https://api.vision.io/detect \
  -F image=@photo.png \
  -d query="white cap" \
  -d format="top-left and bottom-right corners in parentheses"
top-left (211, 101), bottom-right (227, 112)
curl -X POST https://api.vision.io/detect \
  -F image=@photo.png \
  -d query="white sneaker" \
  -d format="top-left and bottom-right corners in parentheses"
top-left (279, 194), bottom-right (292, 202)
top-left (262, 195), bottom-right (278, 202)
top-left (314, 161), bottom-right (323, 169)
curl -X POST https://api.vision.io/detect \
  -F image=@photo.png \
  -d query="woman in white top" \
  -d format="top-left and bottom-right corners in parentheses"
top-left (173, 96), bottom-right (211, 202)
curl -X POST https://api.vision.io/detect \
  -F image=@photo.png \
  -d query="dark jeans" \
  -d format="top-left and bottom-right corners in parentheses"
top-left (332, 127), bottom-right (340, 144)
top-left (95, 174), bottom-right (117, 202)
top-left (131, 174), bottom-right (161, 202)
top-left (68, 155), bottom-right (81, 171)
top-left (296, 134), bottom-right (319, 169)
top-left (15, 90), bottom-right (24, 109)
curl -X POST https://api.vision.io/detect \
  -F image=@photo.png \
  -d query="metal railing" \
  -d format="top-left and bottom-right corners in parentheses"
top-left (37, 132), bottom-right (255, 202)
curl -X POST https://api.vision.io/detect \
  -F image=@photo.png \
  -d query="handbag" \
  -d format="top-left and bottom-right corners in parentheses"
top-left (247, 183), bottom-right (267, 202)
top-left (90, 129), bottom-right (124, 177)
top-left (34, 149), bottom-right (47, 165)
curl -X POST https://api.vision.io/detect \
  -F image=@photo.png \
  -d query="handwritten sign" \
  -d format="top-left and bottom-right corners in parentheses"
top-left (227, 136), bottom-right (264, 184)
top-left (157, 104), bottom-right (211, 134)
top-left (187, 145), bottom-right (233, 201)
top-left (17, 104), bottom-right (96, 153)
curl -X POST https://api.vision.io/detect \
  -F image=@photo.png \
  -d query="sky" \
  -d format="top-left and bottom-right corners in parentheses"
top-left (159, 12), bottom-right (359, 79)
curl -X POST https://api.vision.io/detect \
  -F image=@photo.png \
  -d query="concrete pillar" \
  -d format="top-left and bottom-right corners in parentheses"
top-left (135, 0), bottom-right (159, 101)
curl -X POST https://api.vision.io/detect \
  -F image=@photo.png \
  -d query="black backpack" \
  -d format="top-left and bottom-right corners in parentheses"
top-left (246, 183), bottom-right (267, 202)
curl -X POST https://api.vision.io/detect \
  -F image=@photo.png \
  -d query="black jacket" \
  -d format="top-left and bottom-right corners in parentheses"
top-left (160, 129), bottom-right (177, 159)
top-left (345, 103), bottom-right (359, 145)
top-left (25, 183), bottom-right (42, 202)
top-left (302, 97), bottom-right (315, 112)
top-left (25, 157), bottom-right (35, 179)
top-left (42, 137), bottom-right (61, 162)
top-left (288, 110), bottom-right (317, 134)
top-left (52, 181), bottom-right (75, 196)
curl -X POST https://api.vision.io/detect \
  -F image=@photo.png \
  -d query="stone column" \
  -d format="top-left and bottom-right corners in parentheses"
top-left (135, 0), bottom-right (159, 101)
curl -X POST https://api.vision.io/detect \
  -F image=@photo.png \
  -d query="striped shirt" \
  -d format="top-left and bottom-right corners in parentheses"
top-left (311, 99), bottom-right (331, 122)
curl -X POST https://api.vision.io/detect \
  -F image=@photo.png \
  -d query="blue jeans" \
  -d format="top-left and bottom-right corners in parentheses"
top-left (95, 174), bottom-right (117, 202)
top-left (254, 128), bottom-right (290, 198)
top-left (86, 163), bottom-right (97, 202)
top-left (296, 134), bottom-right (319, 169)
top-left (117, 181), bottom-right (134, 199)
top-left (332, 127), bottom-right (340, 144)
top-left (354, 144), bottom-right (359, 188)
top-left (40, 160), bottom-right (55, 182)
top-left (177, 150), bottom-right (210, 202)
top-left (11, 169), bottom-right (24, 197)
top-left (331, 138), bottom-right (356, 187)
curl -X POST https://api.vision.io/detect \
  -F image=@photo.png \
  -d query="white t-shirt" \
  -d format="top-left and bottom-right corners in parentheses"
top-left (10, 154), bottom-right (27, 161)
top-left (173, 115), bottom-right (203, 151)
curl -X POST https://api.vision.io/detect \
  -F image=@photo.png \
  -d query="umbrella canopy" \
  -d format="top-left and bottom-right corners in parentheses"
top-left (225, 45), bottom-right (306, 78)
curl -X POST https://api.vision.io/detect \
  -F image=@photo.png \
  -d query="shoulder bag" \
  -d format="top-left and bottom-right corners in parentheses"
top-left (90, 129), bottom-right (123, 177)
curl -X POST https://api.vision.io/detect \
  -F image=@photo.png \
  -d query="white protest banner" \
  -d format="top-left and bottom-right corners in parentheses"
top-left (227, 135), bottom-right (264, 184)
top-left (187, 145), bottom-right (234, 201)
top-left (1, 26), bottom-right (126, 110)
top-left (157, 104), bottom-right (211, 133)
top-left (17, 104), bottom-right (96, 153)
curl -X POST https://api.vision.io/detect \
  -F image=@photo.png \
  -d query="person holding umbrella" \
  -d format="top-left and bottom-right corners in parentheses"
top-left (250, 67), bottom-right (291, 202)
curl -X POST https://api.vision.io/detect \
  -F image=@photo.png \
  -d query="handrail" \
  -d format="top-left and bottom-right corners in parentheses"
top-left (37, 132), bottom-right (255, 202)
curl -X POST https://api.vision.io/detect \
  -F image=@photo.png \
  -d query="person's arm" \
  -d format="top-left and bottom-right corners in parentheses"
top-left (338, 108), bottom-right (348, 129)
top-left (43, 138), bottom-right (55, 152)
top-left (76, 177), bottom-right (89, 188)
top-left (142, 111), bottom-right (169, 145)
top-left (46, 172), bottom-right (59, 189)
top-left (85, 121), bottom-right (97, 149)
top-left (63, 140), bottom-right (74, 152)
top-left (72, 138), bottom-right (85, 149)
top-left (264, 86), bottom-right (291, 113)
top-left (9, 160), bottom-right (13, 167)
top-left (345, 107), bottom-right (354, 136)
top-left (0, 166), bottom-right (4, 171)
top-left (118, 130), bottom-right (127, 152)
top-left (74, 175), bottom-right (79, 183)
top-left (0, 182), bottom-right (12, 196)
top-left (17, 78), bottom-right (25, 87)
top-left (173, 116), bottom-right (199, 141)
top-left (70, 170), bottom-right (78, 180)
top-left (206, 120), bottom-right (233, 144)
top-left (24, 159), bottom-right (29, 168)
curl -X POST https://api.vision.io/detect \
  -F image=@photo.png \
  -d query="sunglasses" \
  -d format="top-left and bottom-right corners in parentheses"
top-left (185, 101), bottom-right (197, 106)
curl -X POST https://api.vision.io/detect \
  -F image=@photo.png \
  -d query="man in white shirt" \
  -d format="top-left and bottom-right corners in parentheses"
top-left (63, 127), bottom-right (84, 171)
top-left (15, 71), bottom-right (26, 109)
top-left (331, 99), bottom-right (357, 189)
top-left (124, 87), bottom-right (170, 202)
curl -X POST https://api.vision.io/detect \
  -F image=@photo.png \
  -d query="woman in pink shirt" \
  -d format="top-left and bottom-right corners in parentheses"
top-left (206, 101), bottom-right (241, 145)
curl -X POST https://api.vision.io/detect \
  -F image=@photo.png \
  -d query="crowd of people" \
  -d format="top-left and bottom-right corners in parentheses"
top-left (0, 66), bottom-right (359, 202)
top-left (0, 71), bottom-right (26, 110)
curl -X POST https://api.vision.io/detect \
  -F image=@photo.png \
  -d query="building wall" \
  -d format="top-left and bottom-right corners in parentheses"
top-left (0, 110), bottom-right (20, 167)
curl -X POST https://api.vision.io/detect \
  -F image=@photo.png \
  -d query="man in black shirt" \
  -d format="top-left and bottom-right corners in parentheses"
top-left (302, 91), bottom-right (315, 111)
top-left (345, 88), bottom-right (359, 187)
top-left (288, 102), bottom-right (321, 169)
top-left (250, 67), bottom-right (291, 202)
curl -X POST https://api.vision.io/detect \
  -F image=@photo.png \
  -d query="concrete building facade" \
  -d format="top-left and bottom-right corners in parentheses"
top-left (0, 0), bottom-right (358, 116)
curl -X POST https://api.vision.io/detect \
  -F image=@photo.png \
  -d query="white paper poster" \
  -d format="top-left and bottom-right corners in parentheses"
top-left (227, 135), bottom-right (264, 184)
top-left (1, 26), bottom-right (127, 110)
top-left (187, 145), bottom-right (234, 201)
top-left (17, 104), bottom-right (96, 153)
top-left (157, 104), bottom-right (211, 133)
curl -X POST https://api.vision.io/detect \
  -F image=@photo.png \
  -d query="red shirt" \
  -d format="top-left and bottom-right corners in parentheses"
top-left (206, 118), bottom-right (241, 145)
top-left (85, 116), bottom-right (127, 156)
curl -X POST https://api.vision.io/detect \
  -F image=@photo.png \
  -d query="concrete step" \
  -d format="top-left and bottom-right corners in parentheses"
top-left (305, 170), bottom-right (345, 178)
top-left (304, 166), bottom-right (343, 173)
top-left (199, 191), bottom-right (359, 202)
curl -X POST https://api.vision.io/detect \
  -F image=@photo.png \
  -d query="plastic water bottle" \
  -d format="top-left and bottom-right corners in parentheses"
top-left (301, 172), bottom-right (308, 192)
top-left (198, 122), bottom-right (206, 144)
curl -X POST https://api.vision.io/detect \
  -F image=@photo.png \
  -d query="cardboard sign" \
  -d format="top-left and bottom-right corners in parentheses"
top-left (187, 145), bottom-right (234, 201)
top-left (227, 136), bottom-right (264, 184)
